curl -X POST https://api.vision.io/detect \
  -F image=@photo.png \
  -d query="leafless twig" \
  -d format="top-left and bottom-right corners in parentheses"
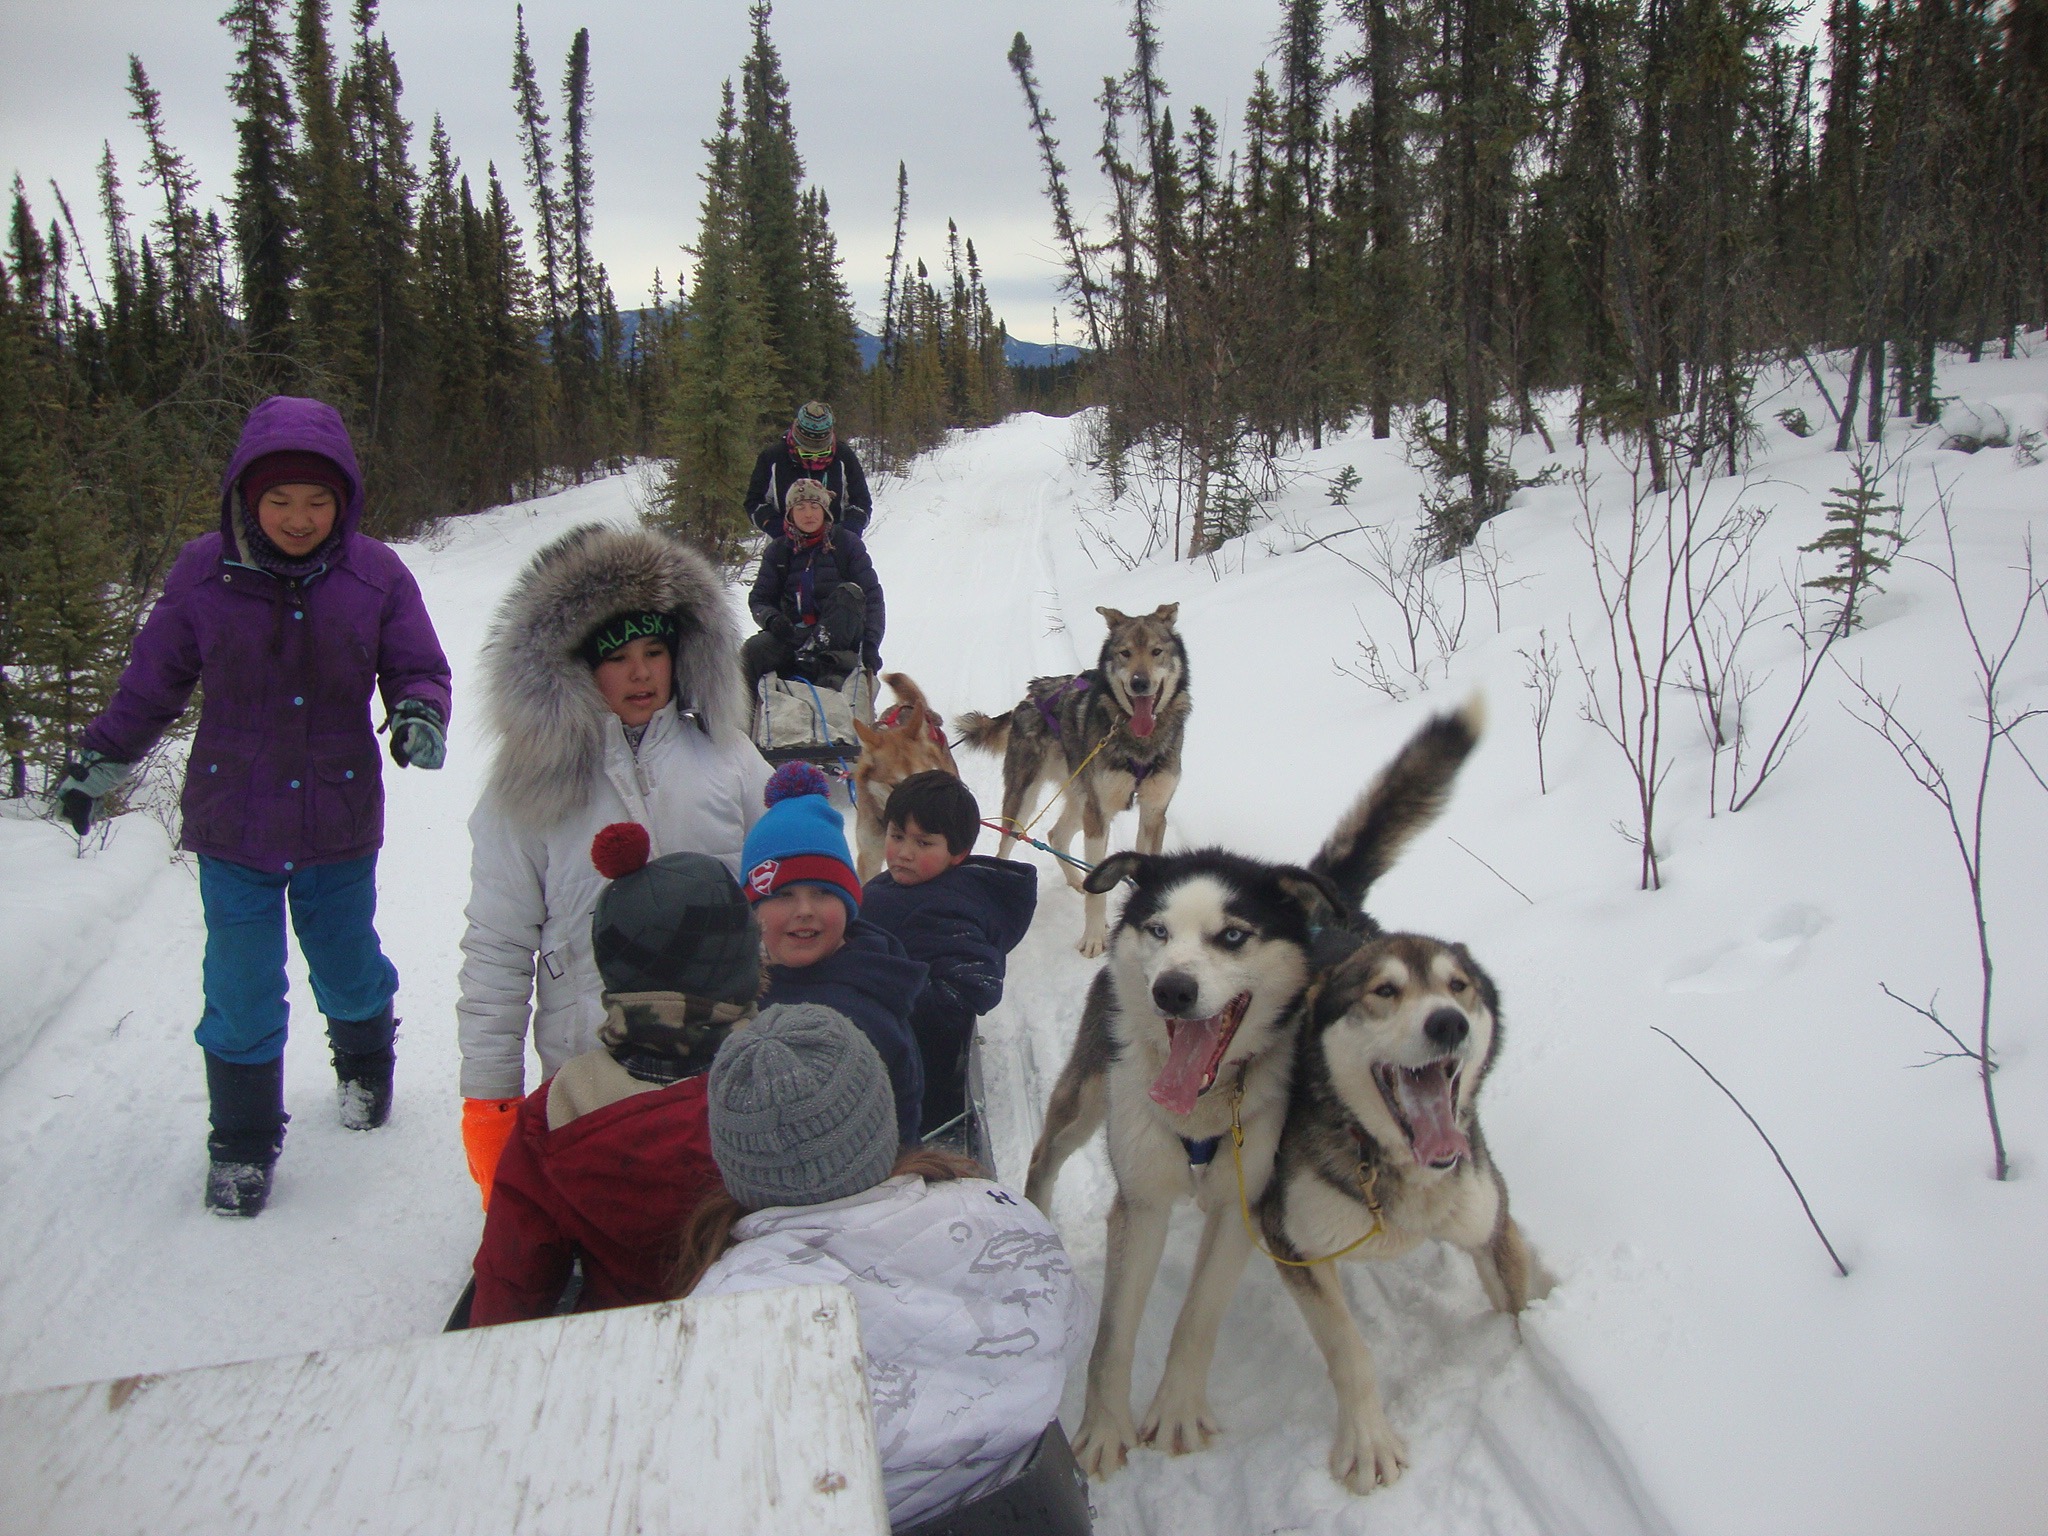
top-left (1651, 1027), bottom-right (1849, 1278)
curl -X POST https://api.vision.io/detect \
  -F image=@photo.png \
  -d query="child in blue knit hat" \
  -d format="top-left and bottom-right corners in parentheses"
top-left (741, 763), bottom-right (927, 1144)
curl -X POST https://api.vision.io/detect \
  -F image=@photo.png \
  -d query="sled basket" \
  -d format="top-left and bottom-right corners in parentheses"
top-left (754, 667), bottom-right (875, 764)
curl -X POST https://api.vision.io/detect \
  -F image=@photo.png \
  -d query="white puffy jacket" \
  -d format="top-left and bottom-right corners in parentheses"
top-left (455, 523), bottom-right (773, 1101)
top-left (456, 708), bottom-right (769, 1098)
top-left (694, 1175), bottom-right (1089, 1529)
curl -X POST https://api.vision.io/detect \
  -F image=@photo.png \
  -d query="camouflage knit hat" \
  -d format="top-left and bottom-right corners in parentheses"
top-left (588, 825), bottom-right (760, 1002)
top-left (790, 401), bottom-right (835, 460)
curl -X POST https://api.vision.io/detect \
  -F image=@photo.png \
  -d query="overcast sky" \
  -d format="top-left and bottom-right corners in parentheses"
top-left (1, 1), bottom-right (1314, 343)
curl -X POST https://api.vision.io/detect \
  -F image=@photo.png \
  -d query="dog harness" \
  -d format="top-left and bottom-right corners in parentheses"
top-left (1032, 676), bottom-right (1161, 785)
top-left (1181, 1135), bottom-right (1222, 1166)
top-left (876, 701), bottom-right (948, 749)
top-left (1032, 674), bottom-right (1089, 734)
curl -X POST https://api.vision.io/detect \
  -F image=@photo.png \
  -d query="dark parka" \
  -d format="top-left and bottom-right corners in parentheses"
top-left (861, 857), bottom-right (1038, 1131)
top-left (749, 527), bottom-right (886, 673)
top-left (744, 438), bottom-right (873, 536)
top-left (761, 918), bottom-right (928, 1145)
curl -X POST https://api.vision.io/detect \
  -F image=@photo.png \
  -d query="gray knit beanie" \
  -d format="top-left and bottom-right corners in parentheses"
top-left (707, 1003), bottom-right (897, 1209)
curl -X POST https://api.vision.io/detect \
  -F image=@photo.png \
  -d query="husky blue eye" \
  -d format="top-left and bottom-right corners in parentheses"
top-left (1218, 927), bottom-right (1250, 949)
top-left (1144, 921), bottom-right (1169, 941)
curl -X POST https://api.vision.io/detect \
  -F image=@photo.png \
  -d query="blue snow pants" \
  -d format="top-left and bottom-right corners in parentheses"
top-left (195, 854), bottom-right (399, 1064)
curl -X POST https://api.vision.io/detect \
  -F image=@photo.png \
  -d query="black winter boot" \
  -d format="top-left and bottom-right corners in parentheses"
top-left (329, 1007), bottom-right (397, 1131)
top-left (204, 1052), bottom-right (287, 1218)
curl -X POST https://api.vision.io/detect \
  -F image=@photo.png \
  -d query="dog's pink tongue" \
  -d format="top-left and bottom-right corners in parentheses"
top-left (1130, 694), bottom-right (1156, 738)
top-left (1393, 1063), bottom-right (1469, 1166)
top-left (1150, 1017), bottom-right (1222, 1116)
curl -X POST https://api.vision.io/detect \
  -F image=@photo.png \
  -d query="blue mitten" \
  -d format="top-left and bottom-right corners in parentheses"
top-left (387, 699), bottom-right (446, 771)
top-left (52, 752), bottom-right (133, 835)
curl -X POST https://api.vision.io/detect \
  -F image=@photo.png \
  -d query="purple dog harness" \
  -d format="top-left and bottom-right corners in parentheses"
top-left (1034, 674), bottom-right (1157, 783)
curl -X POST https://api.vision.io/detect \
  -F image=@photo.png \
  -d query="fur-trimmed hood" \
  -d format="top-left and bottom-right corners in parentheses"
top-left (480, 523), bottom-right (749, 829)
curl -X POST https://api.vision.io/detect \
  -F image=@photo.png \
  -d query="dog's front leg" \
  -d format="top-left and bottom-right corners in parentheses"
top-left (1134, 768), bottom-right (1178, 856)
top-left (1072, 1193), bottom-right (1173, 1479)
top-left (1140, 1195), bottom-right (1254, 1455)
top-left (1275, 1261), bottom-right (1410, 1494)
top-left (1075, 795), bottom-right (1114, 956)
top-left (854, 794), bottom-right (886, 883)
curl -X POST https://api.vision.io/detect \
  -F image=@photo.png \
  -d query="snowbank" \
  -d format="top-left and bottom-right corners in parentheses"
top-left (0, 811), bottom-right (180, 1076)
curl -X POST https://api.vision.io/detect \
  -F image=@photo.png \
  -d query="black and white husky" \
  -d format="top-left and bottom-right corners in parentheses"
top-left (1258, 931), bottom-right (1540, 1493)
top-left (1024, 701), bottom-right (1483, 1480)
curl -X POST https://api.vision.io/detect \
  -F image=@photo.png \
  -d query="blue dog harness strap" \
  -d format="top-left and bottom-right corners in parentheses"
top-left (1181, 1135), bottom-right (1222, 1166)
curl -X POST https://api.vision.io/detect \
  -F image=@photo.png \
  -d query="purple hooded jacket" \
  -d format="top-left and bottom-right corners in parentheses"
top-left (81, 396), bottom-right (452, 873)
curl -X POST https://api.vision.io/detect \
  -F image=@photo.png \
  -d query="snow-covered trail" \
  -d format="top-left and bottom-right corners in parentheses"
top-left (6, 354), bottom-right (2047, 1533)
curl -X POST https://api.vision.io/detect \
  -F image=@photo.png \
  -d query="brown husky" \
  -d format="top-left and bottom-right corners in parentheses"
top-left (850, 672), bottom-right (960, 881)
top-left (956, 604), bottom-right (1191, 956)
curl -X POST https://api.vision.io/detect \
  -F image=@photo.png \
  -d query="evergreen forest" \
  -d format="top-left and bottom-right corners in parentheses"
top-left (1009, 0), bottom-right (2047, 556)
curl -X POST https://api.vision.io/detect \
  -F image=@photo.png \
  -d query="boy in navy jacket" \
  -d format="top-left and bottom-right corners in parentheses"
top-left (743, 764), bottom-right (928, 1144)
top-left (860, 773), bottom-right (1037, 1135)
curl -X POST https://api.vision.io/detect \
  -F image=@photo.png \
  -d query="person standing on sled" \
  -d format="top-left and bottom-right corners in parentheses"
top-left (741, 478), bottom-right (884, 692)
top-left (456, 524), bottom-right (772, 1210)
top-left (53, 395), bottom-right (452, 1218)
top-left (744, 399), bottom-right (872, 536)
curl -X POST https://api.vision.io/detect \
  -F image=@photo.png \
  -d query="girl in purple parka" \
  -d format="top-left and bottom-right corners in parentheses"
top-left (56, 396), bottom-right (452, 1218)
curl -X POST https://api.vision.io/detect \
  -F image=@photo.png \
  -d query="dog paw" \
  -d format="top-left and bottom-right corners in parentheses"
top-left (1071, 1404), bottom-right (1141, 1479)
top-left (1329, 1406), bottom-right (1409, 1494)
top-left (1076, 929), bottom-right (1108, 958)
top-left (1140, 1391), bottom-right (1221, 1456)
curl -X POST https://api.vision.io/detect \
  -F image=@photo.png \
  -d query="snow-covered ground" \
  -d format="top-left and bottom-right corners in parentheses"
top-left (3, 343), bottom-right (2045, 1534)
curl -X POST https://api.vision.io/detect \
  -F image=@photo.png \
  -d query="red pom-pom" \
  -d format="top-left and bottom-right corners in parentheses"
top-left (591, 821), bottom-right (652, 879)
top-left (764, 761), bottom-right (832, 807)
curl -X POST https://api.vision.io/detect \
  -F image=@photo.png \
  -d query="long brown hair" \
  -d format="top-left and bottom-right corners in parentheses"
top-left (669, 1146), bottom-right (985, 1299)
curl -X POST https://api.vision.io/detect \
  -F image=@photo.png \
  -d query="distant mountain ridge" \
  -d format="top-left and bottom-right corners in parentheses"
top-left (614, 308), bottom-right (1083, 370)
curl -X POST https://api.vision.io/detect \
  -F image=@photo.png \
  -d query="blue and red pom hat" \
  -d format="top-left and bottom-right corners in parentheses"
top-left (740, 763), bottom-right (862, 916)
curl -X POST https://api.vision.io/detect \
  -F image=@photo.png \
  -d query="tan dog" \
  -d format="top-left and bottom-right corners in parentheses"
top-left (850, 672), bottom-right (961, 880)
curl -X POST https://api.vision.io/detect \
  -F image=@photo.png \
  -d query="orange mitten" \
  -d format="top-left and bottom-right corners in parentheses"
top-left (462, 1097), bottom-right (522, 1210)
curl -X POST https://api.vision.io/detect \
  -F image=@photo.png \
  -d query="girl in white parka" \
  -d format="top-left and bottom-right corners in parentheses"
top-left (457, 524), bottom-right (772, 1204)
top-left (675, 1003), bottom-right (1088, 1530)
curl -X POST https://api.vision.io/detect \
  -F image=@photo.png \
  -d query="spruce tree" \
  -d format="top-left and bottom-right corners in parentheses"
top-left (223, 0), bottom-right (298, 373)
top-left (737, 0), bottom-right (809, 405)
top-left (1803, 460), bottom-right (1902, 633)
top-left (657, 82), bottom-right (781, 564)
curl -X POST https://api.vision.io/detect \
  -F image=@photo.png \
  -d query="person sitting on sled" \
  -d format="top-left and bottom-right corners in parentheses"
top-left (467, 828), bottom-right (757, 1327)
top-left (744, 399), bottom-right (873, 536)
top-left (741, 478), bottom-right (885, 693)
top-left (674, 1002), bottom-right (1087, 1530)
top-left (53, 394), bottom-right (452, 1218)
top-left (861, 772), bottom-right (1037, 1139)
top-left (743, 762), bottom-right (927, 1145)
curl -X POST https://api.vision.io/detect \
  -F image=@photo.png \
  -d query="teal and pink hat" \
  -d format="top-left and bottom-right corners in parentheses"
top-left (740, 763), bottom-right (862, 916)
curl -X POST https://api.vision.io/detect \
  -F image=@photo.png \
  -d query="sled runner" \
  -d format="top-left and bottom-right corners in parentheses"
top-left (921, 1030), bottom-right (997, 1180)
top-left (753, 667), bottom-right (876, 765)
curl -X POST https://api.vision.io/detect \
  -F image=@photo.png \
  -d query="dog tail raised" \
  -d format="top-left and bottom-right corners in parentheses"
top-left (881, 671), bottom-right (941, 733)
top-left (1311, 695), bottom-right (1484, 911)
top-left (953, 709), bottom-right (1011, 754)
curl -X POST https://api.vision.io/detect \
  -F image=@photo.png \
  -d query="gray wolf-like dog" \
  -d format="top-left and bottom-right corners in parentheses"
top-left (1022, 701), bottom-right (1483, 1480)
top-left (1257, 928), bottom-right (1543, 1493)
top-left (956, 604), bottom-right (1190, 956)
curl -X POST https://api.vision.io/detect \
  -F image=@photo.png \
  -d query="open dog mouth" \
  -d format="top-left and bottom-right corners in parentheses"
top-left (1149, 992), bottom-right (1251, 1116)
top-left (1128, 689), bottom-right (1156, 737)
top-left (1373, 1058), bottom-right (1470, 1169)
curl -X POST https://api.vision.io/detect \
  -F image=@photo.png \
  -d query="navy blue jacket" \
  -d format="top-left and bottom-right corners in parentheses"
top-left (749, 527), bottom-right (886, 672)
top-left (861, 857), bottom-right (1038, 1041)
top-left (763, 918), bottom-right (928, 1145)
top-left (746, 440), bottom-right (873, 535)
